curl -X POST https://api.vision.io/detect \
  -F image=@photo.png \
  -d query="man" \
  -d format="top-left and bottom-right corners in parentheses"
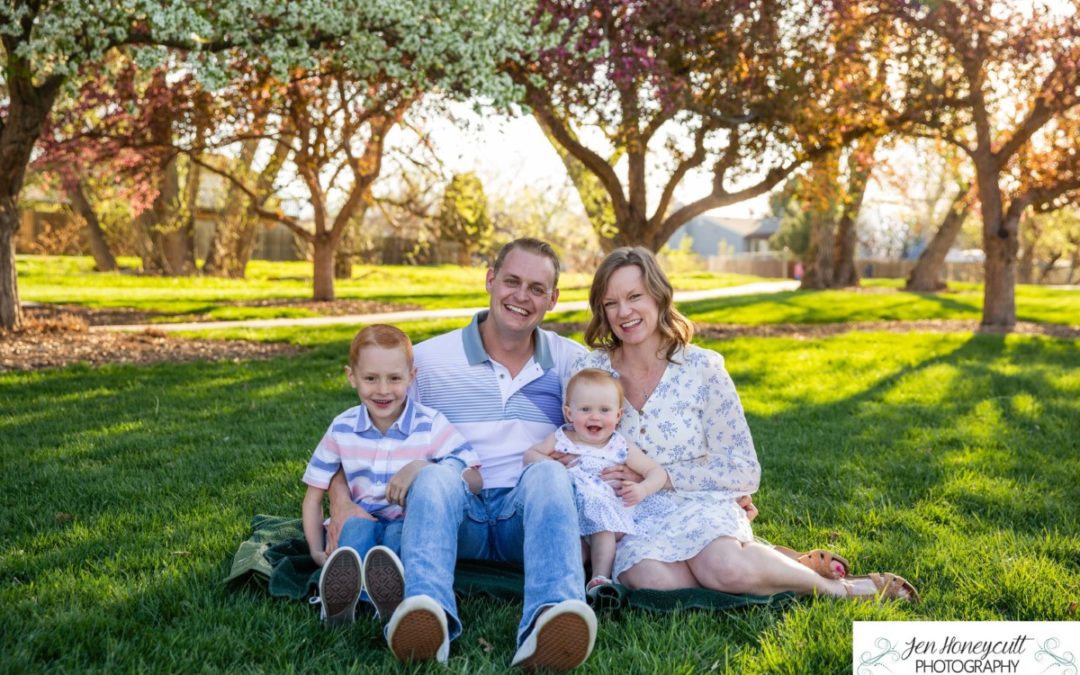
top-left (329, 238), bottom-right (595, 670)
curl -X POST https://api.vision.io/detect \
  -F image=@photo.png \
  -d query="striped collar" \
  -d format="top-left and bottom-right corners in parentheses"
top-left (462, 311), bottom-right (554, 370)
top-left (355, 396), bottom-right (417, 436)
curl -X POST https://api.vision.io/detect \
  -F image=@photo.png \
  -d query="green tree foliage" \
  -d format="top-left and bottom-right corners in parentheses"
top-left (870, 0), bottom-right (1080, 327)
top-left (515, 0), bottom-right (903, 252)
top-left (0, 0), bottom-right (535, 328)
top-left (437, 172), bottom-right (493, 266)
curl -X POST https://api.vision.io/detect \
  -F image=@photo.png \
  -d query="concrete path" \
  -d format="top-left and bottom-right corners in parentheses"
top-left (91, 279), bottom-right (799, 333)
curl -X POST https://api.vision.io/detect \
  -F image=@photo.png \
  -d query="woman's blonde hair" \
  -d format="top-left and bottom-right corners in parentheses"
top-left (584, 246), bottom-right (693, 361)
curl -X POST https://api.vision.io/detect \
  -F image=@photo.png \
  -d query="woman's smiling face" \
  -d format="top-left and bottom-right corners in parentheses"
top-left (601, 265), bottom-right (660, 347)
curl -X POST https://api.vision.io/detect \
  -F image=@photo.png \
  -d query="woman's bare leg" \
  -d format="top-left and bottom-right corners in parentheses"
top-left (617, 558), bottom-right (699, 590)
top-left (687, 538), bottom-right (913, 600)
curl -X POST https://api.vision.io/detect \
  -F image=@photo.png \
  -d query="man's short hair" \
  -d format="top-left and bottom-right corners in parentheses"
top-left (492, 238), bottom-right (561, 288)
top-left (349, 324), bottom-right (413, 368)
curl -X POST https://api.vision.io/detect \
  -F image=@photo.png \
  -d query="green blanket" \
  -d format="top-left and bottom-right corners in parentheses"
top-left (225, 514), bottom-right (794, 613)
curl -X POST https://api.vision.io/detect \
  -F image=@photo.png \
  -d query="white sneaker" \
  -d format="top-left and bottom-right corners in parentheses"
top-left (386, 594), bottom-right (449, 664)
top-left (316, 546), bottom-right (362, 625)
top-left (363, 545), bottom-right (405, 622)
top-left (510, 599), bottom-right (596, 671)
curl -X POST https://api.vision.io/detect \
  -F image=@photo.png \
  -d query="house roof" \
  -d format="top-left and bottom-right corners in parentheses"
top-left (686, 214), bottom-right (778, 238)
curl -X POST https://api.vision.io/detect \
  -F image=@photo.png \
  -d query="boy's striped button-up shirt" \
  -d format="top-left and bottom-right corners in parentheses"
top-left (302, 398), bottom-right (478, 520)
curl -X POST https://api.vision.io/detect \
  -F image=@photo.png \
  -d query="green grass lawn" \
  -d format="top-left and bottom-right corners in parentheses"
top-left (2, 321), bottom-right (1078, 673)
top-left (15, 255), bottom-right (760, 322)
top-left (550, 283), bottom-right (1080, 327)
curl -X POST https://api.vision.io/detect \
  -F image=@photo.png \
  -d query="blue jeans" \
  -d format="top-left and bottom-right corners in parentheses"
top-left (400, 461), bottom-right (584, 645)
top-left (337, 515), bottom-right (403, 558)
top-left (326, 515), bottom-right (403, 605)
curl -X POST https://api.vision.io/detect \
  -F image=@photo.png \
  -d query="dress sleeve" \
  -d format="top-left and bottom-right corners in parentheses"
top-left (664, 349), bottom-right (760, 497)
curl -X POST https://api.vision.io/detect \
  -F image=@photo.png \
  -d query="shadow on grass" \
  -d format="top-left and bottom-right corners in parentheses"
top-left (3, 331), bottom-right (1079, 670)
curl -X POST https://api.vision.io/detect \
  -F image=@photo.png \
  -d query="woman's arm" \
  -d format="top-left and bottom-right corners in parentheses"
top-left (664, 349), bottom-right (760, 496)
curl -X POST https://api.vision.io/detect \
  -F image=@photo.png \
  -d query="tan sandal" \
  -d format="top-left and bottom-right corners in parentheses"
top-left (775, 545), bottom-right (850, 580)
top-left (848, 573), bottom-right (921, 604)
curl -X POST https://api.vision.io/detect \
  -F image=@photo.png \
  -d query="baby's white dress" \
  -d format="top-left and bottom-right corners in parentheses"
top-left (554, 425), bottom-right (638, 537)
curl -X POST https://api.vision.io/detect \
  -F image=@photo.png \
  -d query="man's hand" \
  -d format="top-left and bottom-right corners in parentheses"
top-left (736, 494), bottom-right (758, 522)
top-left (325, 501), bottom-right (373, 554)
top-left (385, 460), bottom-right (430, 507)
top-left (548, 450), bottom-right (578, 467)
top-left (601, 463), bottom-right (644, 486)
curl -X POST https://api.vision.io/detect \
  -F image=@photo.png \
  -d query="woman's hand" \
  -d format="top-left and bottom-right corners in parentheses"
top-left (736, 494), bottom-right (759, 522)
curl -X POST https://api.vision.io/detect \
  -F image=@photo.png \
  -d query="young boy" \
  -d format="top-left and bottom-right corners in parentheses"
top-left (302, 324), bottom-right (481, 625)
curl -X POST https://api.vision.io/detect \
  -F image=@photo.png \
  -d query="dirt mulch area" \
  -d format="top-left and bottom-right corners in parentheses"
top-left (1, 311), bottom-right (304, 372)
top-left (543, 319), bottom-right (1080, 340)
top-left (26, 298), bottom-right (417, 326)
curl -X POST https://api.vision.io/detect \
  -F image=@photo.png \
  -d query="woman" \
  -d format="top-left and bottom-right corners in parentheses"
top-left (572, 246), bottom-right (918, 602)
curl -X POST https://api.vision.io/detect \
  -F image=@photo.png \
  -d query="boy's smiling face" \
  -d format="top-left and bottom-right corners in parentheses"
top-left (347, 344), bottom-right (415, 434)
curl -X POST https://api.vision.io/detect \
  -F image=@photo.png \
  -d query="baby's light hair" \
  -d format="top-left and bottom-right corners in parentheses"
top-left (565, 368), bottom-right (625, 409)
top-left (349, 324), bottom-right (413, 368)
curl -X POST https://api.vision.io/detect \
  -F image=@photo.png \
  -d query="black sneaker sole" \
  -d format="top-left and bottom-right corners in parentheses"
top-left (364, 547), bottom-right (405, 621)
top-left (320, 550), bottom-right (361, 625)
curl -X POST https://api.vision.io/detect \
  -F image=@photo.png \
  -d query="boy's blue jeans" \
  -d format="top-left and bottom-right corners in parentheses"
top-left (324, 515), bottom-right (402, 604)
top-left (337, 515), bottom-right (403, 558)
top-left (400, 460), bottom-right (584, 646)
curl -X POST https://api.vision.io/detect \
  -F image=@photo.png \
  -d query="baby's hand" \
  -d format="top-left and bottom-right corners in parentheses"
top-left (620, 482), bottom-right (649, 506)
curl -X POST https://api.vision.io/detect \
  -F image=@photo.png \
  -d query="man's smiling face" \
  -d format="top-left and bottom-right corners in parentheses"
top-left (485, 248), bottom-right (559, 339)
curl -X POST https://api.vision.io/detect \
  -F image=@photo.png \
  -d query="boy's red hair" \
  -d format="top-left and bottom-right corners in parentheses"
top-left (349, 324), bottom-right (413, 368)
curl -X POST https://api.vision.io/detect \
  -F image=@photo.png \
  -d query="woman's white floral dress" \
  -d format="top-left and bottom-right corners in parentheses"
top-left (572, 345), bottom-right (760, 580)
top-left (553, 425), bottom-right (638, 537)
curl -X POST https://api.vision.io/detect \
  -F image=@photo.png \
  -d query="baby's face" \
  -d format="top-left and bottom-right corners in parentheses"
top-left (564, 380), bottom-right (621, 444)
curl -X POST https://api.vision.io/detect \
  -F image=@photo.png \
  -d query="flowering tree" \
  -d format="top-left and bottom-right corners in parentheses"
top-left (872, 0), bottom-right (1080, 328)
top-left (513, 0), bottom-right (904, 253)
top-left (0, 0), bottom-right (531, 329)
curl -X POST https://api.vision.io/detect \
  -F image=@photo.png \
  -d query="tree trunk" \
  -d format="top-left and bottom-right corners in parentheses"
top-left (833, 137), bottom-right (877, 288)
top-left (203, 131), bottom-right (285, 278)
top-left (312, 234), bottom-right (336, 301)
top-left (0, 206), bottom-right (22, 331)
top-left (67, 180), bottom-right (118, 272)
top-left (977, 169), bottom-right (1018, 329)
top-left (801, 214), bottom-right (836, 290)
top-left (906, 186), bottom-right (972, 292)
top-left (1036, 252), bottom-right (1062, 284)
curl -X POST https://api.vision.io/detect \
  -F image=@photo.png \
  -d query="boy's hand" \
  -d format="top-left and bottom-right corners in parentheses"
top-left (311, 549), bottom-right (327, 567)
top-left (386, 460), bottom-right (430, 507)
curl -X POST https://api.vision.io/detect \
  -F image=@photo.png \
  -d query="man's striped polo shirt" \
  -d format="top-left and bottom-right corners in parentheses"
top-left (410, 310), bottom-right (586, 489)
